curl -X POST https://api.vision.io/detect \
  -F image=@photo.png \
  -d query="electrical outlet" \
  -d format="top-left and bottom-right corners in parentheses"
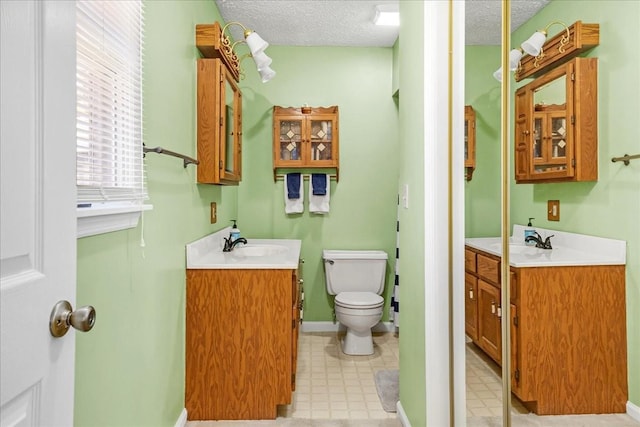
top-left (210, 202), bottom-right (217, 224)
top-left (548, 200), bottom-right (560, 221)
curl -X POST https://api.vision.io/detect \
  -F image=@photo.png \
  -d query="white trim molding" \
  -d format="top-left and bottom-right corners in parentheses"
top-left (174, 408), bottom-right (187, 427)
top-left (300, 321), bottom-right (396, 334)
top-left (77, 204), bottom-right (152, 238)
top-left (628, 401), bottom-right (640, 423)
top-left (397, 401), bottom-right (411, 427)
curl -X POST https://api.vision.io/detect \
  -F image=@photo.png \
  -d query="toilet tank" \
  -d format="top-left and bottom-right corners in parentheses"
top-left (322, 250), bottom-right (388, 295)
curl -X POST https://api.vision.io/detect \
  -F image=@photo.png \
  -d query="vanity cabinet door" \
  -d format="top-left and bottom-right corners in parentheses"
top-left (465, 273), bottom-right (479, 341)
top-left (477, 279), bottom-right (502, 364)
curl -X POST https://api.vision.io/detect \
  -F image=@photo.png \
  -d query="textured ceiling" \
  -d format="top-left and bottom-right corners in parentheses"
top-left (215, 0), bottom-right (550, 48)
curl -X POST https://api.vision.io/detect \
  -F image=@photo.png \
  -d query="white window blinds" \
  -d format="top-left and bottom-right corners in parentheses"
top-left (76, 0), bottom-right (146, 204)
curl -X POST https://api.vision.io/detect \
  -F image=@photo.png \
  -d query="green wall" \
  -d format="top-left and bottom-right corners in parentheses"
top-left (235, 46), bottom-right (399, 322)
top-left (465, 46), bottom-right (502, 238)
top-left (397, 1), bottom-right (427, 425)
top-left (74, 2), bottom-right (239, 426)
top-left (466, 0), bottom-right (640, 409)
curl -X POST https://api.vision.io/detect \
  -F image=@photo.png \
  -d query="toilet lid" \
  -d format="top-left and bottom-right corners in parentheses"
top-left (335, 292), bottom-right (384, 309)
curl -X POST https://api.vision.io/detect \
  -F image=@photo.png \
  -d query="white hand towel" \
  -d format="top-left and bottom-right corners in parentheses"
top-left (309, 174), bottom-right (330, 214)
top-left (284, 174), bottom-right (304, 214)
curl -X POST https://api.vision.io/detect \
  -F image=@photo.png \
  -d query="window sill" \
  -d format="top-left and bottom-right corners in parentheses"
top-left (77, 204), bottom-right (153, 238)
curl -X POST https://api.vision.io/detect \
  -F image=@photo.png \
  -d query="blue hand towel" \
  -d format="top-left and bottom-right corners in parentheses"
top-left (287, 173), bottom-right (301, 199)
top-left (311, 173), bottom-right (327, 196)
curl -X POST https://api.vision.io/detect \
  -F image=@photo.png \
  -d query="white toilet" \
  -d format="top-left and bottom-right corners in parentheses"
top-left (322, 249), bottom-right (388, 355)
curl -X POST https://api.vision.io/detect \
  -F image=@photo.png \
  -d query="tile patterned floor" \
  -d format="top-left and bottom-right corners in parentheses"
top-left (465, 341), bottom-right (529, 418)
top-left (187, 332), bottom-right (639, 427)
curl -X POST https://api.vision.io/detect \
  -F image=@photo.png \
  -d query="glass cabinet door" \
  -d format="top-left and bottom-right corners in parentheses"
top-left (309, 119), bottom-right (333, 161)
top-left (277, 118), bottom-right (304, 164)
top-left (550, 114), bottom-right (567, 160)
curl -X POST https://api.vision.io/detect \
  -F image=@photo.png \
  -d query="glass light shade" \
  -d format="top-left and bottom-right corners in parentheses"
top-left (258, 66), bottom-right (276, 83)
top-left (508, 49), bottom-right (524, 70)
top-left (245, 31), bottom-right (269, 55)
top-left (521, 31), bottom-right (546, 56)
top-left (252, 51), bottom-right (272, 69)
top-left (493, 67), bottom-right (503, 82)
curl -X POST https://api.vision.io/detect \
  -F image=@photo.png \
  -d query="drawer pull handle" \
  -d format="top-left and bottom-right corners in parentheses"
top-left (469, 289), bottom-right (474, 300)
top-left (491, 302), bottom-right (496, 314)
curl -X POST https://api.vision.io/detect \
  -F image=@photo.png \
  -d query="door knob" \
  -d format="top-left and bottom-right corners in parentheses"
top-left (49, 300), bottom-right (96, 338)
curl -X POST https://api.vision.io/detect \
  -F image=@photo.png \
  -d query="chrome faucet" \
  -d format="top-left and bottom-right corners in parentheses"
top-left (524, 232), bottom-right (554, 249)
top-left (223, 235), bottom-right (247, 252)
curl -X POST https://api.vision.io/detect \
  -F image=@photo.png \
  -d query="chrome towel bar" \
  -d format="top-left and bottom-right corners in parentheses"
top-left (611, 153), bottom-right (640, 166)
top-left (143, 145), bottom-right (199, 168)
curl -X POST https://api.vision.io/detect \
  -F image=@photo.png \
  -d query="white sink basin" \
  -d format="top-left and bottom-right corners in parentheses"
top-left (489, 242), bottom-right (546, 255)
top-left (232, 244), bottom-right (288, 257)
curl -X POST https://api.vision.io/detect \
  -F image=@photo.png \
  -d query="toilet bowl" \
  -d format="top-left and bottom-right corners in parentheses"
top-left (322, 250), bottom-right (388, 356)
top-left (334, 292), bottom-right (384, 355)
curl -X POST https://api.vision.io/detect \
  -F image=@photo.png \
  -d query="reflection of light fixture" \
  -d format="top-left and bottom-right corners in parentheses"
top-left (493, 21), bottom-right (571, 82)
top-left (373, 4), bottom-right (399, 26)
top-left (223, 21), bottom-right (276, 82)
top-left (521, 21), bottom-right (570, 57)
top-left (493, 48), bottom-right (524, 82)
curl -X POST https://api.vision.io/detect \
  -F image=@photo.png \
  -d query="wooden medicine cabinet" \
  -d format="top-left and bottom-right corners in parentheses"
top-left (273, 106), bottom-right (339, 180)
top-left (197, 58), bottom-right (242, 184)
top-left (465, 106), bottom-right (476, 181)
top-left (514, 57), bottom-right (597, 183)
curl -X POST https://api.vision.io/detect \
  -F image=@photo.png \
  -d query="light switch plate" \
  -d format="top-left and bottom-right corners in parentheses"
top-left (210, 202), bottom-right (217, 224)
top-left (402, 184), bottom-right (409, 209)
top-left (548, 200), bottom-right (560, 221)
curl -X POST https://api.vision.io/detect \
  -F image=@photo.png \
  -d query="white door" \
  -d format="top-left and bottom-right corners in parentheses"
top-left (1, 1), bottom-right (78, 426)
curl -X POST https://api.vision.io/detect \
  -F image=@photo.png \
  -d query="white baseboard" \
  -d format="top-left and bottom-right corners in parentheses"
top-left (300, 321), bottom-right (396, 333)
top-left (174, 408), bottom-right (187, 427)
top-left (628, 401), bottom-right (640, 423)
top-left (397, 401), bottom-right (411, 427)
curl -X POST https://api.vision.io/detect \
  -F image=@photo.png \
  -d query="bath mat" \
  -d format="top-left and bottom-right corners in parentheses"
top-left (374, 369), bottom-right (399, 412)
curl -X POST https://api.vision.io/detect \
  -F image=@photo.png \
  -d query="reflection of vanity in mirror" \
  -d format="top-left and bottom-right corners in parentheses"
top-left (514, 57), bottom-right (597, 183)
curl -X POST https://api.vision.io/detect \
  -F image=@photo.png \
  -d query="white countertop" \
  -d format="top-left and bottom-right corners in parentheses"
top-left (465, 225), bottom-right (626, 267)
top-left (186, 227), bottom-right (301, 269)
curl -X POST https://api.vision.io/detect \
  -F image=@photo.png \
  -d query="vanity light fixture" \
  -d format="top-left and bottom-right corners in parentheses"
top-left (493, 48), bottom-right (524, 82)
top-left (493, 21), bottom-right (571, 82)
top-left (373, 4), bottom-right (400, 26)
top-left (521, 21), bottom-right (570, 57)
top-left (223, 21), bottom-right (276, 82)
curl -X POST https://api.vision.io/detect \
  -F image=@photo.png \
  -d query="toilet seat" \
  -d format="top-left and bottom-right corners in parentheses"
top-left (335, 292), bottom-right (384, 309)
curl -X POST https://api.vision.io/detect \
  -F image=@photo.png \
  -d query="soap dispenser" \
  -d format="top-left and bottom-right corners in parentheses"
top-left (230, 220), bottom-right (241, 241)
top-left (524, 218), bottom-right (536, 245)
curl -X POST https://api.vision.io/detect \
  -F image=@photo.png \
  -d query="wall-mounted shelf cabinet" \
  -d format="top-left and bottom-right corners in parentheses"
top-left (273, 106), bottom-right (339, 181)
top-left (197, 58), bottom-right (242, 185)
top-left (514, 57), bottom-right (597, 183)
top-left (464, 106), bottom-right (476, 181)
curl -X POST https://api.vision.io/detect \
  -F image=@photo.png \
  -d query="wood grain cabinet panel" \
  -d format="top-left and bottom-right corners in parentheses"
top-left (464, 245), bottom-right (628, 415)
top-left (186, 268), bottom-right (300, 420)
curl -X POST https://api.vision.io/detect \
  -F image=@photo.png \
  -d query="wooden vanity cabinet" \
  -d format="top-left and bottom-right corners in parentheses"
top-left (464, 105), bottom-right (476, 181)
top-left (273, 106), bottom-right (339, 177)
top-left (186, 268), bottom-right (301, 420)
top-left (514, 57), bottom-right (597, 183)
top-left (464, 245), bottom-right (628, 415)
